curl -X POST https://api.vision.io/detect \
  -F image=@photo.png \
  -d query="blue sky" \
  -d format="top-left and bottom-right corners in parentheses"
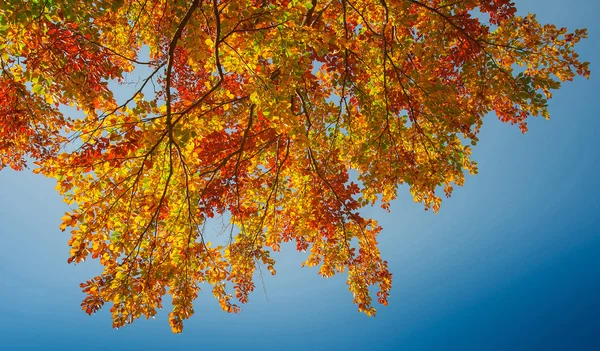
top-left (1, 0), bottom-right (599, 349)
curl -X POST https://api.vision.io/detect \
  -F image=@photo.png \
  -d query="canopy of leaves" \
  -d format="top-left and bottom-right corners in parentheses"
top-left (0, 0), bottom-right (589, 333)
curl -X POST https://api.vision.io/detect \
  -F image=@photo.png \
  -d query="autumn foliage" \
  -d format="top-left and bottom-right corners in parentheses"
top-left (0, 0), bottom-right (589, 332)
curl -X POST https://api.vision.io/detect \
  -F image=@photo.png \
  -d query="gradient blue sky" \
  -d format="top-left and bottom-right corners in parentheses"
top-left (1, 0), bottom-right (599, 349)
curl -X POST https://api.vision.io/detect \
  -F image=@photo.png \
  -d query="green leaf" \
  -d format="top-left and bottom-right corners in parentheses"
top-left (32, 83), bottom-right (43, 94)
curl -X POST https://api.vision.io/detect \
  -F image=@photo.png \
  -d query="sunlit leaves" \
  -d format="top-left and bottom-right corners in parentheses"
top-left (0, 0), bottom-right (589, 333)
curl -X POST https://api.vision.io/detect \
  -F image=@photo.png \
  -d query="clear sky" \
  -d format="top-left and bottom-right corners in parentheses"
top-left (1, 0), bottom-right (599, 350)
